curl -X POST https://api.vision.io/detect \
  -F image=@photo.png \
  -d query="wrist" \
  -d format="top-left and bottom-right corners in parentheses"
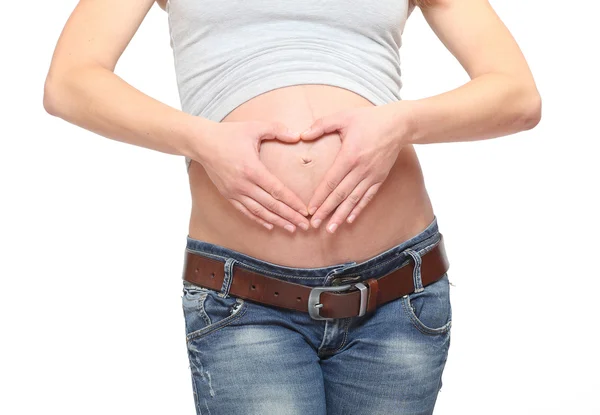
top-left (385, 100), bottom-right (417, 146)
top-left (178, 114), bottom-right (218, 165)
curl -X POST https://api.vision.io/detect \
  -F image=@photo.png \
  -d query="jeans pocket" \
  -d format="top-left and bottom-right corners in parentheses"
top-left (181, 281), bottom-right (247, 342)
top-left (401, 272), bottom-right (452, 336)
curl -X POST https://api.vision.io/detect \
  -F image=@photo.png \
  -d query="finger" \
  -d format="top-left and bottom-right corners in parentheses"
top-left (346, 182), bottom-right (383, 224)
top-left (260, 122), bottom-right (301, 143)
top-left (310, 169), bottom-right (362, 230)
top-left (250, 185), bottom-right (311, 230)
top-left (300, 115), bottom-right (345, 141)
top-left (239, 195), bottom-right (298, 233)
top-left (229, 199), bottom-right (274, 231)
top-left (251, 163), bottom-right (310, 216)
top-left (325, 178), bottom-right (372, 233)
top-left (306, 151), bottom-right (354, 216)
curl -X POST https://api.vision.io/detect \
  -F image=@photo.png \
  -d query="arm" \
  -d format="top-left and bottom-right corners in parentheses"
top-left (299, 0), bottom-right (541, 231)
top-left (43, 0), bottom-right (208, 161)
top-left (398, 0), bottom-right (542, 145)
top-left (43, 0), bottom-right (310, 232)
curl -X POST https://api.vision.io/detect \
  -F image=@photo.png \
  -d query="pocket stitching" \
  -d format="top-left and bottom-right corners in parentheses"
top-left (197, 292), bottom-right (212, 327)
top-left (401, 279), bottom-right (452, 336)
top-left (402, 296), bottom-right (452, 335)
top-left (185, 299), bottom-right (248, 343)
top-left (183, 286), bottom-right (213, 325)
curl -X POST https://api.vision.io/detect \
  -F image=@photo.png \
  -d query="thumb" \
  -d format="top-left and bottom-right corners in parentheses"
top-left (259, 122), bottom-right (301, 143)
top-left (300, 115), bottom-right (345, 141)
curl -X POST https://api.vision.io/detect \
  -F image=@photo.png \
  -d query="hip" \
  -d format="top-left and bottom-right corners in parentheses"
top-left (181, 217), bottom-right (452, 413)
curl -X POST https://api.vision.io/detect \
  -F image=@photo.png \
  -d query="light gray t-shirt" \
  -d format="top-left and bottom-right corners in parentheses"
top-left (166, 0), bottom-right (412, 171)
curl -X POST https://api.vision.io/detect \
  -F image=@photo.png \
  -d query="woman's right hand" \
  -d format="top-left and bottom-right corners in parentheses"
top-left (192, 120), bottom-right (311, 233)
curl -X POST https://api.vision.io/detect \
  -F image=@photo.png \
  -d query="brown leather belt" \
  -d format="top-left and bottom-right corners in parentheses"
top-left (183, 234), bottom-right (449, 320)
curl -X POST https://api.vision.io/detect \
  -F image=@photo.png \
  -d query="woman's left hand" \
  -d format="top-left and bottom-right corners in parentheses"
top-left (300, 103), bottom-right (411, 233)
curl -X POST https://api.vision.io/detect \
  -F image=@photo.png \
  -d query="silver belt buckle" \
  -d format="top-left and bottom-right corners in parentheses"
top-left (308, 282), bottom-right (368, 320)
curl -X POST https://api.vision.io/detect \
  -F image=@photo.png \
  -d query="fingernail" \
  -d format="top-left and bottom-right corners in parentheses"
top-left (347, 214), bottom-right (356, 223)
top-left (328, 223), bottom-right (338, 233)
top-left (298, 208), bottom-right (309, 216)
top-left (308, 206), bottom-right (317, 215)
top-left (263, 223), bottom-right (273, 230)
top-left (284, 224), bottom-right (296, 233)
top-left (312, 218), bottom-right (322, 229)
top-left (299, 222), bottom-right (309, 231)
top-left (301, 129), bottom-right (311, 137)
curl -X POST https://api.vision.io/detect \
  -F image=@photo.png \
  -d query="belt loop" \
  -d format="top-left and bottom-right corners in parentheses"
top-left (324, 261), bottom-right (357, 286)
top-left (405, 249), bottom-right (424, 293)
top-left (219, 258), bottom-right (237, 298)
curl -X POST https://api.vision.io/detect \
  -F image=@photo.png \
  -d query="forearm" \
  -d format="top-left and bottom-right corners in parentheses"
top-left (43, 64), bottom-right (215, 161)
top-left (396, 73), bottom-right (542, 145)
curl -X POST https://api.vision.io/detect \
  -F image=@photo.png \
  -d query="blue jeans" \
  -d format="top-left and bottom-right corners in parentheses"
top-left (181, 215), bottom-right (452, 415)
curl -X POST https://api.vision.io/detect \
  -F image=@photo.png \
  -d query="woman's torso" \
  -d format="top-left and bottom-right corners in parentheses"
top-left (187, 84), bottom-right (435, 267)
top-left (158, 0), bottom-right (433, 267)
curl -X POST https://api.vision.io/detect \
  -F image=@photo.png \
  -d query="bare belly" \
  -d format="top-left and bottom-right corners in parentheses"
top-left (187, 85), bottom-right (435, 267)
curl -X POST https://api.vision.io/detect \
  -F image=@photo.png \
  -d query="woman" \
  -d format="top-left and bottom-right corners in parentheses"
top-left (43, 0), bottom-right (541, 413)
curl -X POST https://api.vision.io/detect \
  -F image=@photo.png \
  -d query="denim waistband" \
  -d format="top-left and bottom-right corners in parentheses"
top-left (185, 215), bottom-right (441, 288)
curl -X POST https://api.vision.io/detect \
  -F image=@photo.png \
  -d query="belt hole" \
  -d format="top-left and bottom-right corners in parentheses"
top-left (195, 268), bottom-right (199, 273)
top-left (296, 296), bottom-right (301, 302)
top-left (251, 284), bottom-right (256, 290)
top-left (274, 292), bottom-right (279, 296)
top-left (210, 272), bottom-right (215, 278)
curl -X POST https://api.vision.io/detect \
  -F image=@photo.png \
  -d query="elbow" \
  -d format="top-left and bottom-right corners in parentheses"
top-left (518, 87), bottom-right (542, 131)
top-left (43, 74), bottom-right (63, 117)
top-left (43, 66), bottom-right (76, 117)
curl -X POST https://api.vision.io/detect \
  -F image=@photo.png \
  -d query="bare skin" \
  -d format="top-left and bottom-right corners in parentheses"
top-left (44, 0), bottom-right (540, 268)
top-left (186, 83), bottom-right (436, 266)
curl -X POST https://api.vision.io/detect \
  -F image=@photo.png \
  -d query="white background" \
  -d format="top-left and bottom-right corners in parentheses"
top-left (1, 1), bottom-right (598, 414)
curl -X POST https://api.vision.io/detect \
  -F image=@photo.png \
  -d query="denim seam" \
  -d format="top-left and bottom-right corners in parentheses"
top-left (197, 292), bottom-right (212, 327)
top-left (319, 318), bottom-right (351, 355)
top-left (183, 287), bottom-right (212, 326)
top-left (186, 349), bottom-right (203, 414)
top-left (415, 239), bottom-right (440, 257)
top-left (337, 256), bottom-right (410, 279)
top-left (186, 300), bottom-right (249, 343)
top-left (186, 248), bottom-right (326, 280)
top-left (183, 284), bottom-right (226, 303)
top-left (233, 261), bottom-right (325, 279)
top-left (183, 282), bottom-right (214, 292)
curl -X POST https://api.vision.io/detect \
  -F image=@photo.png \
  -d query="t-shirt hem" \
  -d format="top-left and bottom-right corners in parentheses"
top-left (184, 72), bottom-right (401, 171)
